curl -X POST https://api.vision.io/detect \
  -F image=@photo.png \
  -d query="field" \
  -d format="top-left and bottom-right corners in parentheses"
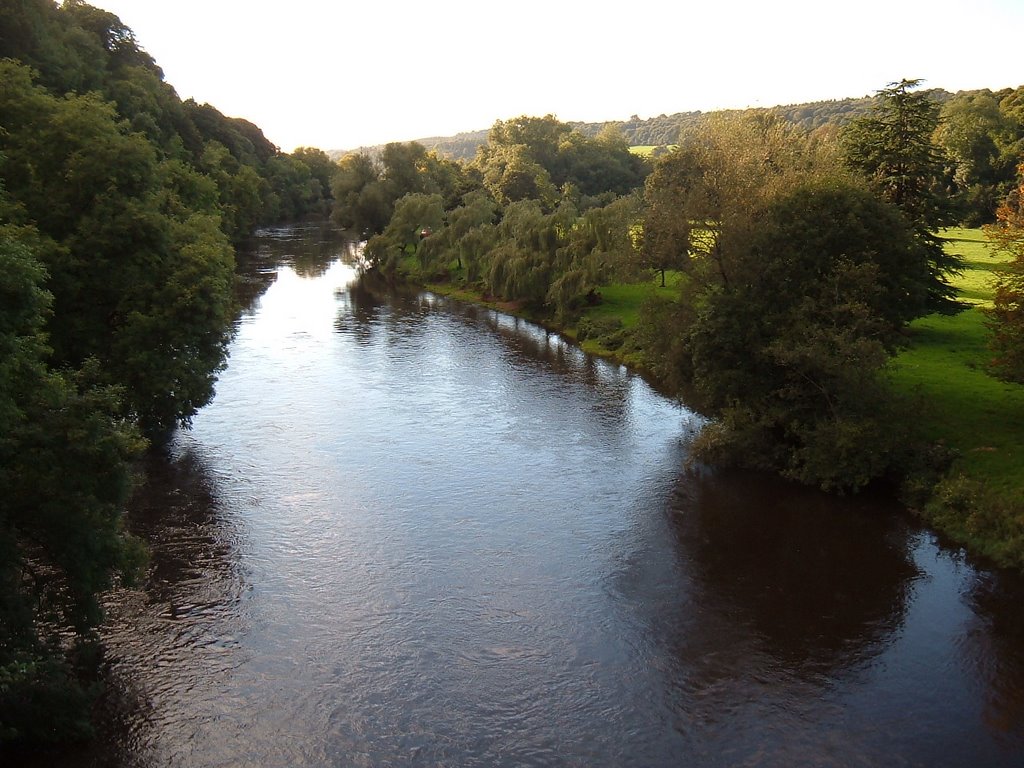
top-left (629, 145), bottom-right (676, 158)
top-left (892, 228), bottom-right (1024, 496)
top-left (888, 229), bottom-right (1024, 565)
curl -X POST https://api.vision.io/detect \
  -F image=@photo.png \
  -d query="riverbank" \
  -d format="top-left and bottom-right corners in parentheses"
top-left (412, 229), bottom-right (1024, 569)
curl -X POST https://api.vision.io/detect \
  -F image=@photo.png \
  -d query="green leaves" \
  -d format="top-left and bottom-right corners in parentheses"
top-left (641, 159), bottom-right (928, 491)
top-left (985, 166), bottom-right (1024, 382)
top-left (842, 79), bottom-right (965, 314)
top-left (1, 3), bottom-right (338, 740)
top-left (0, 62), bottom-right (237, 437)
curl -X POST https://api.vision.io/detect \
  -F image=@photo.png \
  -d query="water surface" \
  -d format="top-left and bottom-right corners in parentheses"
top-left (25, 223), bottom-right (1024, 767)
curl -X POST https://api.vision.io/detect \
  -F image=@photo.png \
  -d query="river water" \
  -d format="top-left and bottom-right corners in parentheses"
top-left (25, 223), bottom-right (1024, 766)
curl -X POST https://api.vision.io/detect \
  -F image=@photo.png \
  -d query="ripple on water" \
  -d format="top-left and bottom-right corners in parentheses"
top-left (24, 226), bottom-right (1023, 768)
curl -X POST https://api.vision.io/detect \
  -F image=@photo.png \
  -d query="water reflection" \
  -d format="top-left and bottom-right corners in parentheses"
top-left (15, 447), bottom-right (251, 768)
top-left (334, 272), bottom-right (656, 446)
top-left (963, 570), bottom-right (1024, 746)
top-left (669, 467), bottom-right (917, 678)
top-left (246, 221), bottom-right (355, 279)
top-left (19, 224), bottom-right (1024, 767)
top-left (105, 448), bottom-right (252, 764)
top-left (235, 221), bottom-right (356, 317)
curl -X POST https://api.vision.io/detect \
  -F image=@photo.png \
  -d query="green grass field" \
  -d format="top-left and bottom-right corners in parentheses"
top-left (586, 274), bottom-right (680, 328)
top-left (629, 145), bottom-right (676, 158)
top-left (892, 229), bottom-right (1024, 493)
top-left (890, 228), bottom-right (1024, 565)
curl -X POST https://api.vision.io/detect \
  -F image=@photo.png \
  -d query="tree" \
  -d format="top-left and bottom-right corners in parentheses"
top-left (545, 195), bottom-right (640, 320)
top-left (383, 192), bottom-right (445, 267)
top-left (662, 180), bottom-right (926, 491)
top-left (0, 214), bottom-right (145, 742)
top-left (985, 164), bottom-right (1024, 382)
top-left (642, 111), bottom-right (837, 288)
top-left (291, 146), bottom-right (337, 203)
top-left (641, 149), bottom-right (702, 286)
top-left (478, 142), bottom-right (559, 208)
top-left (0, 2), bottom-right (333, 742)
top-left (427, 190), bottom-right (498, 271)
top-left (331, 153), bottom-right (390, 237)
top-left (331, 143), bottom-right (471, 240)
top-left (474, 115), bottom-right (647, 205)
top-left (842, 79), bottom-right (963, 313)
top-left (935, 91), bottom-right (1019, 225)
top-left (0, 61), bottom-right (236, 437)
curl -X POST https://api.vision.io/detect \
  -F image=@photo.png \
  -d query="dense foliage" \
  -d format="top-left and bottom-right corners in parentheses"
top-left (634, 113), bottom-right (935, 491)
top-left (340, 84), bottom-right (1024, 498)
top-left (0, 0), bottom-right (335, 742)
top-left (842, 80), bottom-right (964, 314)
top-left (334, 116), bottom-right (649, 319)
top-left (985, 164), bottom-right (1024, 382)
top-left (353, 85), bottom-right (1024, 234)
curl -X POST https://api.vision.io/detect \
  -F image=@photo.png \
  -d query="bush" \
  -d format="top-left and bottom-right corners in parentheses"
top-left (576, 316), bottom-right (623, 343)
top-left (921, 473), bottom-right (1024, 568)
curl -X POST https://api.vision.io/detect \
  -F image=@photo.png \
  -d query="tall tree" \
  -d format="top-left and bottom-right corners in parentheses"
top-left (642, 111), bottom-right (838, 290)
top-left (0, 61), bottom-right (235, 437)
top-left (641, 149), bottom-right (702, 286)
top-left (645, 179), bottom-right (926, 491)
top-left (842, 79), bottom-right (963, 313)
top-left (935, 90), bottom-right (1019, 225)
top-left (0, 208), bottom-right (145, 742)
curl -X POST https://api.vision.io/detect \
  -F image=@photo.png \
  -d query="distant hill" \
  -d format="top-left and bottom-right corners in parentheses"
top-left (328, 89), bottom-right (958, 161)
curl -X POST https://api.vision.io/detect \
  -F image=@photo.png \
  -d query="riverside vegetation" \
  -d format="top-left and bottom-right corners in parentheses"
top-left (336, 84), bottom-right (1024, 571)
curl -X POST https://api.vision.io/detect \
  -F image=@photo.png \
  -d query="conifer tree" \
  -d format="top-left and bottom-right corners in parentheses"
top-left (843, 79), bottom-right (964, 314)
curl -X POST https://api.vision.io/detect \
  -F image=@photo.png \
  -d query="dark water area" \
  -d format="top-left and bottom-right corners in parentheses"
top-left (16, 222), bottom-right (1024, 766)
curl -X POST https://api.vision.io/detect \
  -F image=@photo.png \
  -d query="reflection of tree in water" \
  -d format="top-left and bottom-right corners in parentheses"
top-left (470, 304), bottom-right (640, 427)
top-left (234, 222), bottom-right (358, 315)
top-left (250, 221), bottom-right (355, 278)
top-left (30, 448), bottom-right (254, 768)
top-left (962, 569), bottom-right (1024, 747)
top-left (335, 276), bottom-right (644, 436)
top-left (666, 467), bottom-right (918, 683)
top-left (334, 270), bottom-right (452, 349)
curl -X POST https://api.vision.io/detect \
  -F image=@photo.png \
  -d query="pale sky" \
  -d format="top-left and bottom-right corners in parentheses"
top-left (93, 0), bottom-right (1024, 153)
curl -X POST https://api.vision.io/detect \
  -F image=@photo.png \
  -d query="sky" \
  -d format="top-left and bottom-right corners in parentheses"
top-left (93, 0), bottom-right (1024, 153)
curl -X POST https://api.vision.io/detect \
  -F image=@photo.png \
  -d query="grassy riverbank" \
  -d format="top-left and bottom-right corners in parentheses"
top-left (418, 228), bottom-right (1024, 569)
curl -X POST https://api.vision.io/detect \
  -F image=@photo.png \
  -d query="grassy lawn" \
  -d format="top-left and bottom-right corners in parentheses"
top-left (891, 228), bottom-right (1024, 565)
top-left (586, 274), bottom-right (680, 328)
top-left (629, 145), bottom-right (676, 158)
top-left (567, 273), bottom-right (680, 363)
top-left (892, 229), bottom-right (1024, 494)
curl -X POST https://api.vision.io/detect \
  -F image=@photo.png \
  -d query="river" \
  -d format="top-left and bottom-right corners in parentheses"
top-left (24, 222), bottom-right (1024, 766)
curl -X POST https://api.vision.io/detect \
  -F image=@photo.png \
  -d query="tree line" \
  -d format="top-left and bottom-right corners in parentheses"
top-left (352, 85), bottom-right (1024, 230)
top-left (0, 0), bottom-right (334, 742)
top-left (334, 80), bottom-right (1024, 493)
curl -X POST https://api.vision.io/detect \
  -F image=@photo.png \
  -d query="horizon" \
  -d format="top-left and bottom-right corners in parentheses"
top-left (94, 0), bottom-right (1024, 153)
top-left (329, 83), bottom-right (969, 153)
